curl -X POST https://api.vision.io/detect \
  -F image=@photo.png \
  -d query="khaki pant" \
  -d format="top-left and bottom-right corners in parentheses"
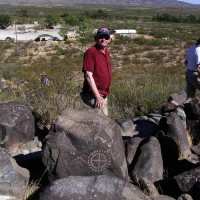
top-left (185, 70), bottom-right (200, 98)
top-left (81, 92), bottom-right (108, 116)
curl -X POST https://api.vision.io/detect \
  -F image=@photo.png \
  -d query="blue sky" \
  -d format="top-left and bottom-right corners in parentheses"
top-left (178, 0), bottom-right (200, 4)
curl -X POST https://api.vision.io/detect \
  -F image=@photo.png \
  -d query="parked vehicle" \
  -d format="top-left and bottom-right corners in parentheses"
top-left (5, 37), bottom-right (15, 42)
top-left (34, 37), bottom-right (40, 42)
top-left (34, 34), bottom-right (53, 42)
top-left (53, 37), bottom-right (60, 41)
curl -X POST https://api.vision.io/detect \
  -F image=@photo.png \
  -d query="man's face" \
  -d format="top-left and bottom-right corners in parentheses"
top-left (96, 34), bottom-right (110, 49)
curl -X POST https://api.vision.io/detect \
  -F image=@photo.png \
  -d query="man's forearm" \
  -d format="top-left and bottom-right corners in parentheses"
top-left (85, 71), bottom-right (105, 107)
top-left (85, 72), bottom-right (100, 98)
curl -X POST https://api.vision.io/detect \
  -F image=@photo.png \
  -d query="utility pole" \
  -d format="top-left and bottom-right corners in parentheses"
top-left (14, 20), bottom-right (17, 43)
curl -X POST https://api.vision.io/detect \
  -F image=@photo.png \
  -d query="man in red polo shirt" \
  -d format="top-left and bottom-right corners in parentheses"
top-left (81, 27), bottom-right (112, 116)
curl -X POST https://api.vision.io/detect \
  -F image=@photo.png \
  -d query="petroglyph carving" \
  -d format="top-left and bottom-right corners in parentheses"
top-left (88, 150), bottom-right (111, 172)
top-left (0, 104), bottom-right (29, 126)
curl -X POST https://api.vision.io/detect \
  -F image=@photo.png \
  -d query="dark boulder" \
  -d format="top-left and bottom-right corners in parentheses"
top-left (174, 167), bottom-right (200, 193)
top-left (168, 91), bottom-right (187, 105)
top-left (0, 147), bottom-right (29, 199)
top-left (39, 175), bottom-right (150, 200)
top-left (116, 119), bottom-right (136, 137)
top-left (131, 136), bottom-right (163, 183)
top-left (177, 194), bottom-right (193, 200)
top-left (161, 102), bottom-right (179, 114)
top-left (159, 112), bottom-right (191, 160)
top-left (157, 134), bottom-right (179, 171)
top-left (184, 98), bottom-right (200, 120)
top-left (42, 109), bottom-right (128, 181)
top-left (191, 143), bottom-right (200, 156)
top-left (149, 195), bottom-right (176, 200)
top-left (187, 119), bottom-right (200, 145)
top-left (130, 137), bottom-right (163, 195)
top-left (134, 118), bottom-right (159, 138)
top-left (0, 101), bottom-right (35, 153)
top-left (126, 136), bottom-right (143, 165)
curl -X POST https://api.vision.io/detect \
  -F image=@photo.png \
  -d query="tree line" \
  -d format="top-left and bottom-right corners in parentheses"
top-left (152, 13), bottom-right (200, 23)
top-left (0, 8), bottom-right (111, 37)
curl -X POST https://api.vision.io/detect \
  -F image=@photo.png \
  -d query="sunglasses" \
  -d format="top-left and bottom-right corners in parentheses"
top-left (98, 35), bottom-right (110, 40)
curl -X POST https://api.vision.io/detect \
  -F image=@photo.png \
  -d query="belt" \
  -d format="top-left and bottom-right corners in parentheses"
top-left (188, 69), bottom-right (197, 72)
top-left (100, 94), bottom-right (107, 99)
top-left (81, 92), bottom-right (107, 99)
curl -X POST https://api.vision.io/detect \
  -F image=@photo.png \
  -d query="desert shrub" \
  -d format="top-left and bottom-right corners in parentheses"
top-left (133, 37), bottom-right (167, 47)
top-left (85, 9), bottom-right (111, 19)
top-left (11, 61), bottom-right (83, 127)
top-left (15, 78), bottom-right (83, 127)
top-left (0, 41), bottom-right (13, 49)
top-left (132, 37), bottom-right (147, 45)
top-left (79, 33), bottom-right (96, 44)
top-left (0, 91), bottom-right (16, 102)
top-left (114, 35), bottom-right (133, 45)
top-left (145, 51), bottom-right (164, 63)
top-left (0, 5), bottom-right (197, 128)
top-left (110, 73), bottom-right (185, 119)
top-left (0, 64), bottom-right (20, 80)
top-left (0, 14), bottom-right (11, 29)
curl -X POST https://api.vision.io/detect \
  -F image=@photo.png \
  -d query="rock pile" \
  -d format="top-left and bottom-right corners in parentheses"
top-left (0, 91), bottom-right (200, 200)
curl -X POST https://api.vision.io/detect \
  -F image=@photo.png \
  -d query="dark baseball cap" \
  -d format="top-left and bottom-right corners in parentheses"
top-left (97, 27), bottom-right (110, 37)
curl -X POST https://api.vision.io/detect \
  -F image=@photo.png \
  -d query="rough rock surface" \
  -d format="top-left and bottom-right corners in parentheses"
top-left (42, 109), bottom-right (128, 181)
top-left (168, 91), bottom-right (187, 105)
top-left (0, 101), bottom-right (35, 153)
top-left (116, 119), bottom-right (136, 137)
top-left (174, 166), bottom-right (200, 193)
top-left (39, 175), bottom-right (150, 200)
top-left (131, 136), bottom-right (163, 183)
top-left (149, 195), bottom-right (176, 200)
top-left (133, 118), bottom-right (159, 138)
top-left (0, 148), bottom-right (29, 199)
top-left (184, 98), bottom-right (200, 120)
top-left (126, 136), bottom-right (143, 165)
top-left (177, 193), bottom-right (193, 200)
top-left (159, 112), bottom-right (191, 160)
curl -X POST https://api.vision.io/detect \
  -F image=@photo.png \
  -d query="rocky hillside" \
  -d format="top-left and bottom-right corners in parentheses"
top-left (0, 0), bottom-right (195, 6)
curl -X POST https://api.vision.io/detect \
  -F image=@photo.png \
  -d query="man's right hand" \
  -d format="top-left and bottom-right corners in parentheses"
top-left (96, 95), bottom-right (105, 108)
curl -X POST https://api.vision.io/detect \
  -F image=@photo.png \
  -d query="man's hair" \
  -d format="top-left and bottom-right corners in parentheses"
top-left (197, 38), bottom-right (200, 44)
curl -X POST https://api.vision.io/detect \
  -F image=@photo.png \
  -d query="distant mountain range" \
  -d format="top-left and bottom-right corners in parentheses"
top-left (0, 0), bottom-right (198, 6)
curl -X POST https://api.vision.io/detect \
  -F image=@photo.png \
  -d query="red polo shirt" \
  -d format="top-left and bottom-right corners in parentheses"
top-left (82, 45), bottom-right (112, 96)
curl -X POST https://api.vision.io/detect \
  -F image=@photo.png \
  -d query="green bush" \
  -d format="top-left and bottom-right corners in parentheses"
top-left (0, 5), bottom-right (197, 128)
top-left (109, 73), bottom-right (185, 119)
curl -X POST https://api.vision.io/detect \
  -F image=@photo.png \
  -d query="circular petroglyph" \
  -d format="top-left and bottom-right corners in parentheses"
top-left (88, 150), bottom-right (111, 172)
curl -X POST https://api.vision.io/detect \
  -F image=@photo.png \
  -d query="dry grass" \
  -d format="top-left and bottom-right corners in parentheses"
top-left (22, 180), bottom-right (40, 200)
top-left (186, 129), bottom-right (193, 147)
top-left (0, 5), bottom-right (200, 125)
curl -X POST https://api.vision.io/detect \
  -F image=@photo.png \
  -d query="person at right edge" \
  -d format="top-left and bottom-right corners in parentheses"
top-left (185, 38), bottom-right (200, 98)
top-left (81, 27), bottom-right (112, 116)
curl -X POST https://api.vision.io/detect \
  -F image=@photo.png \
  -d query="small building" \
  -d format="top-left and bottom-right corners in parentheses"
top-left (114, 29), bottom-right (137, 36)
top-left (64, 31), bottom-right (79, 41)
